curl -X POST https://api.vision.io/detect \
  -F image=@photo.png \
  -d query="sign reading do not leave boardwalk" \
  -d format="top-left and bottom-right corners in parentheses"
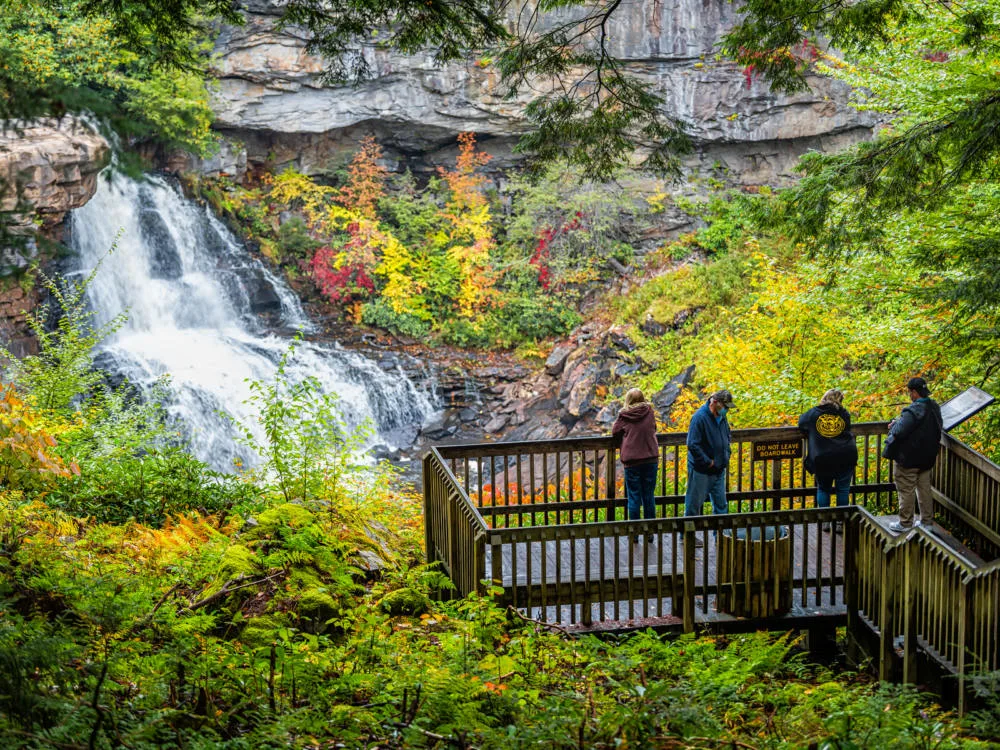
top-left (752, 439), bottom-right (803, 461)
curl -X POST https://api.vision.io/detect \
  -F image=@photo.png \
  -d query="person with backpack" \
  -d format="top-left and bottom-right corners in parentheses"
top-left (883, 377), bottom-right (943, 532)
top-left (612, 388), bottom-right (659, 544)
top-left (798, 389), bottom-right (859, 531)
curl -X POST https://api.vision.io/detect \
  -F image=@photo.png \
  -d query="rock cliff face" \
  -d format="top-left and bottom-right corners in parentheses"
top-left (210, 0), bottom-right (875, 182)
top-left (0, 119), bottom-right (109, 236)
top-left (0, 118), bottom-right (109, 354)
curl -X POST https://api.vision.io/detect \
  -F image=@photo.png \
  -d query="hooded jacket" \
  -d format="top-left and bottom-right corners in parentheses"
top-left (883, 397), bottom-right (943, 471)
top-left (612, 402), bottom-right (659, 466)
top-left (798, 403), bottom-right (858, 477)
top-left (686, 400), bottom-right (731, 475)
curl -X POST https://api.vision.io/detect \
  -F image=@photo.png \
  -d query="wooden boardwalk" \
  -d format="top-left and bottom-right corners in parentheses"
top-left (426, 425), bottom-right (1000, 711)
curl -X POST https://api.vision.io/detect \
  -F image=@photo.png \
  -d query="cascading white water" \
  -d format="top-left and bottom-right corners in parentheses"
top-left (68, 170), bottom-right (434, 471)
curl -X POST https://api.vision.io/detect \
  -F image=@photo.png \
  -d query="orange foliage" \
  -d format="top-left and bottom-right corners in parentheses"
top-left (0, 384), bottom-right (76, 488)
top-left (338, 135), bottom-right (387, 219)
top-left (438, 132), bottom-right (499, 317)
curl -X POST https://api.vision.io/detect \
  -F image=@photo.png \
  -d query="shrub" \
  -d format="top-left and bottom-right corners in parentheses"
top-left (361, 298), bottom-right (431, 339)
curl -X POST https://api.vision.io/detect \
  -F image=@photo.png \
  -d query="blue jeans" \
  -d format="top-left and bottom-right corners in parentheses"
top-left (685, 464), bottom-right (728, 516)
top-left (816, 470), bottom-right (853, 508)
top-left (624, 462), bottom-right (658, 520)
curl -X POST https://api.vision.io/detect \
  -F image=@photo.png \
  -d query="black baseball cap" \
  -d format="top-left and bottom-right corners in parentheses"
top-left (906, 377), bottom-right (930, 394)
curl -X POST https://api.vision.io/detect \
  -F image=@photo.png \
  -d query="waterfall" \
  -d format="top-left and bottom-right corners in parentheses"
top-left (68, 171), bottom-right (434, 471)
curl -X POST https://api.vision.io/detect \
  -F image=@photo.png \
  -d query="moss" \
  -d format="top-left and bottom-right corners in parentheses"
top-left (377, 586), bottom-right (430, 616)
top-left (219, 544), bottom-right (258, 579)
top-left (254, 503), bottom-right (316, 533)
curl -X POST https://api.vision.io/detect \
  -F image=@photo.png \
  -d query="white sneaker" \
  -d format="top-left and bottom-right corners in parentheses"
top-left (888, 521), bottom-right (912, 533)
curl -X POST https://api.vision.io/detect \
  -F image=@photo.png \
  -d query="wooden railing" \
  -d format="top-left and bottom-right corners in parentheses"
top-left (853, 507), bottom-right (1000, 713)
top-left (478, 506), bottom-right (853, 629)
top-left (437, 423), bottom-right (896, 529)
top-left (423, 449), bottom-right (488, 598)
top-left (934, 433), bottom-right (1000, 559)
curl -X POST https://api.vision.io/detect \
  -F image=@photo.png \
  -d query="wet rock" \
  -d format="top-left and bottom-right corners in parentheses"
top-left (651, 365), bottom-right (696, 418)
top-left (372, 444), bottom-right (401, 462)
top-left (596, 403), bottom-right (620, 426)
top-left (459, 407), bottom-right (479, 423)
top-left (244, 273), bottom-right (282, 313)
top-left (609, 331), bottom-right (637, 352)
top-left (483, 414), bottom-right (509, 433)
top-left (421, 409), bottom-right (462, 440)
top-left (138, 188), bottom-right (184, 279)
top-left (545, 343), bottom-right (574, 376)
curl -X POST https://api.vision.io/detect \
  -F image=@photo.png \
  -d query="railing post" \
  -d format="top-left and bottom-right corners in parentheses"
top-left (878, 540), bottom-right (895, 682)
top-left (490, 533), bottom-right (504, 599)
top-left (447, 491), bottom-right (458, 589)
top-left (902, 540), bottom-right (918, 685)
top-left (474, 532), bottom-right (486, 597)
top-left (958, 582), bottom-right (969, 716)
top-left (606, 445), bottom-right (617, 522)
top-left (683, 521), bottom-right (696, 633)
top-left (844, 510), bottom-right (860, 665)
top-left (423, 453), bottom-right (435, 564)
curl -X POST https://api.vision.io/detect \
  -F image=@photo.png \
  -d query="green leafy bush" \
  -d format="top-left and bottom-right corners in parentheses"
top-left (361, 297), bottom-right (432, 338)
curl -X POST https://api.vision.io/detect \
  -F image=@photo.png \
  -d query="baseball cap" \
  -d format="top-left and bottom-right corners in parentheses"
top-left (906, 377), bottom-right (930, 394)
top-left (710, 389), bottom-right (735, 408)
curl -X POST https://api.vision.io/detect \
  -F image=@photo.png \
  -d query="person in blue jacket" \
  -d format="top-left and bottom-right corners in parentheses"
top-left (685, 389), bottom-right (734, 520)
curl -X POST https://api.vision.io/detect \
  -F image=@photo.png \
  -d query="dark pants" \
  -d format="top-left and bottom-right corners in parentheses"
top-left (624, 461), bottom-right (658, 520)
top-left (816, 470), bottom-right (853, 508)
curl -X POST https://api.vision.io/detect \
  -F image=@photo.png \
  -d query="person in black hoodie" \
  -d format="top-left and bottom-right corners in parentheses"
top-left (798, 389), bottom-right (858, 526)
top-left (883, 377), bottom-right (943, 532)
top-left (612, 388), bottom-right (659, 543)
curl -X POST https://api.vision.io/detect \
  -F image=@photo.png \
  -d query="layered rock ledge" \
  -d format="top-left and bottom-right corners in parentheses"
top-left (209, 0), bottom-right (877, 183)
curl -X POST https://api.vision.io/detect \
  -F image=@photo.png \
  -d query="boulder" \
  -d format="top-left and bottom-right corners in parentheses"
top-left (596, 403), bottom-right (620, 427)
top-left (483, 414), bottom-right (509, 433)
top-left (651, 365), bottom-right (696, 419)
top-left (566, 365), bottom-right (598, 417)
top-left (613, 362), bottom-right (641, 378)
top-left (544, 343), bottom-right (574, 376)
top-left (672, 306), bottom-right (703, 330)
top-left (420, 409), bottom-right (462, 440)
top-left (608, 331), bottom-right (637, 353)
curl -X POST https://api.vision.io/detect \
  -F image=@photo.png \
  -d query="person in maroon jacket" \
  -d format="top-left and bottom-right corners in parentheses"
top-left (612, 388), bottom-right (660, 543)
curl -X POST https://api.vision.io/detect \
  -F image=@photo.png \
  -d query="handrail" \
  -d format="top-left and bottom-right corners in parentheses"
top-left (435, 421), bottom-right (892, 458)
top-left (942, 432), bottom-right (1000, 483)
top-left (430, 447), bottom-right (489, 534)
top-left (485, 504), bottom-right (853, 541)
